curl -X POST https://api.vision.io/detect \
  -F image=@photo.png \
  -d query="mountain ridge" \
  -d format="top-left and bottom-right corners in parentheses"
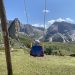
top-left (45, 21), bottom-right (75, 42)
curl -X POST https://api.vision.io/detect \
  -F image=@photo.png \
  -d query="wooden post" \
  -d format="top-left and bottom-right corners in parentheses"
top-left (0, 0), bottom-right (13, 75)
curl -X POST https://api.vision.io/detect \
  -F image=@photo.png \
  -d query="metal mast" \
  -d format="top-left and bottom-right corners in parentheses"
top-left (43, 0), bottom-right (47, 41)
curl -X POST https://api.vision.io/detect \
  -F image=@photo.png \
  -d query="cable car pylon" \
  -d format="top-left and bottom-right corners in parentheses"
top-left (43, 0), bottom-right (47, 41)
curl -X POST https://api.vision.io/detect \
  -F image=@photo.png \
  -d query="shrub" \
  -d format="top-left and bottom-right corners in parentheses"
top-left (58, 50), bottom-right (70, 56)
top-left (44, 42), bottom-right (72, 56)
top-left (44, 47), bottom-right (53, 55)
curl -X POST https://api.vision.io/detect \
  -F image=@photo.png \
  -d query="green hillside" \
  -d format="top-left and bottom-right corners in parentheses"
top-left (1, 32), bottom-right (75, 75)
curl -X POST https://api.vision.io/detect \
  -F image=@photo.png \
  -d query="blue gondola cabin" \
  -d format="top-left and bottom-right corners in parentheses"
top-left (30, 40), bottom-right (44, 57)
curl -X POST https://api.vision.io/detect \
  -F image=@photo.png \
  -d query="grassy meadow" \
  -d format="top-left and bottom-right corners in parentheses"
top-left (1, 48), bottom-right (75, 75)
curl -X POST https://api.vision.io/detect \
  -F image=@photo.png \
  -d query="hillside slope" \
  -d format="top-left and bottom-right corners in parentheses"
top-left (45, 21), bottom-right (75, 42)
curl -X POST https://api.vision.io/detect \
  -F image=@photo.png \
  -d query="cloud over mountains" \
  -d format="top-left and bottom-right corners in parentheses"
top-left (48, 18), bottom-right (75, 25)
top-left (32, 18), bottom-right (75, 28)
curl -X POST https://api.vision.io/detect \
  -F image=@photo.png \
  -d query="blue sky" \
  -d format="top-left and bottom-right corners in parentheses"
top-left (4, 0), bottom-right (75, 27)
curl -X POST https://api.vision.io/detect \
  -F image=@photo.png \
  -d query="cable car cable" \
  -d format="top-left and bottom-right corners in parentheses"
top-left (24, 0), bottom-right (29, 24)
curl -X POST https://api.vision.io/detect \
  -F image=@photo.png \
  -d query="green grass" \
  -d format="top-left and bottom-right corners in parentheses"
top-left (1, 49), bottom-right (75, 75)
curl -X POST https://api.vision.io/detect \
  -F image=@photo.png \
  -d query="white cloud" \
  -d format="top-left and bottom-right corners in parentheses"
top-left (48, 20), bottom-right (55, 25)
top-left (56, 18), bottom-right (65, 22)
top-left (32, 24), bottom-right (44, 27)
top-left (32, 18), bottom-right (75, 29)
top-left (65, 18), bottom-right (74, 23)
top-left (43, 9), bottom-right (50, 13)
top-left (32, 23), bottom-right (48, 29)
top-left (48, 18), bottom-right (75, 25)
top-left (56, 18), bottom-right (74, 23)
top-left (32, 24), bottom-right (39, 27)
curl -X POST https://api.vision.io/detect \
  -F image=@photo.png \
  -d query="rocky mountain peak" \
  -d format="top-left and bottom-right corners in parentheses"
top-left (45, 21), bottom-right (75, 42)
